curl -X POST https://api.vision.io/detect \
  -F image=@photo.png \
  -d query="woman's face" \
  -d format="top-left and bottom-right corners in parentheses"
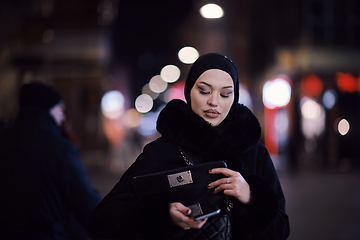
top-left (190, 69), bottom-right (234, 127)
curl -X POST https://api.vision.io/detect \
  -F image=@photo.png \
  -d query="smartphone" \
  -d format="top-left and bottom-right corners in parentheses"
top-left (194, 208), bottom-right (221, 221)
top-left (187, 201), bottom-right (221, 221)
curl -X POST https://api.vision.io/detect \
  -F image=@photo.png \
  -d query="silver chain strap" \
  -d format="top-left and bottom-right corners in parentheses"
top-left (178, 147), bottom-right (233, 212)
top-left (178, 148), bottom-right (193, 166)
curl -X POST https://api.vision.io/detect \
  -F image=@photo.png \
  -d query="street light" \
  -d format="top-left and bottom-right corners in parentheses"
top-left (178, 46), bottom-right (199, 64)
top-left (200, 4), bottom-right (224, 19)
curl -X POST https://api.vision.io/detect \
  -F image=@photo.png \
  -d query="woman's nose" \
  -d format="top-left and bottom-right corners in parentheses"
top-left (207, 94), bottom-right (218, 106)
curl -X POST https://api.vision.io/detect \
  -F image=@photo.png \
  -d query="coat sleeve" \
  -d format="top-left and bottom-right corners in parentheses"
top-left (231, 143), bottom-right (290, 240)
top-left (90, 141), bottom-right (182, 240)
top-left (56, 141), bottom-right (102, 234)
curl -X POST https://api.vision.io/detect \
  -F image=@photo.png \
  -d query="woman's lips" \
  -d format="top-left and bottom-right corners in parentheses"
top-left (204, 109), bottom-right (220, 118)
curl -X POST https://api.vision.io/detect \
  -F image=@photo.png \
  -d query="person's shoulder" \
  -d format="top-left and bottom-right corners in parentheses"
top-left (254, 141), bottom-right (267, 151)
top-left (242, 141), bottom-right (269, 159)
top-left (140, 137), bottom-right (181, 164)
top-left (143, 137), bottom-right (175, 152)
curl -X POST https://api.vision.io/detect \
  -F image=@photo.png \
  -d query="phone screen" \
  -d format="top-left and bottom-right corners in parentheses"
top-left (194, 209), bottom-right (221, 221)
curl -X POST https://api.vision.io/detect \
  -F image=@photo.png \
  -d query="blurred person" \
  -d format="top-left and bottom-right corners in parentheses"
top-left (90, 53), bottom-right (290, 239)
top-left (0, 82), bottom-right (102, 240)
top-left (61, 116), bottom-right (83, 149)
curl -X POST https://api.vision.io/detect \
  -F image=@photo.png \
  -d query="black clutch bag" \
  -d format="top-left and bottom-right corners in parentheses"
top-left (131, 161), bottom-right (228, 220)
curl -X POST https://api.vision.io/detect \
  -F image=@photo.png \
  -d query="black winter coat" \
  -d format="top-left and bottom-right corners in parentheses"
top-left (91, 99), bottom-right (290, 240)
top-left (0, 107), bottom-right (102, 240)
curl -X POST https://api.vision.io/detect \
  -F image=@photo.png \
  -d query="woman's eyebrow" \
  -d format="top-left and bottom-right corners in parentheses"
top-left (198, 81), bottom-right (233, 89)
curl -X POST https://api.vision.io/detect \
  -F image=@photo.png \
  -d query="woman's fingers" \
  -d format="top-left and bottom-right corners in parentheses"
top-left (169, 202), bottom-right (208, 229)
top-left (208, 168), bottom-right (243, 189)
top-left (208, 168), bottom-right (251, 204)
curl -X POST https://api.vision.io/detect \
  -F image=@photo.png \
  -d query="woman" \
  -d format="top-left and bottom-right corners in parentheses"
top-left (90, 53), bottom-right (290, 239)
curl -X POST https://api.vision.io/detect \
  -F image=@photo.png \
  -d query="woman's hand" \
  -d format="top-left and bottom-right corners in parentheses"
top-left (169, 202), bottom-right (207, 230)
top-left (208, 168), bottom-right (251, 204)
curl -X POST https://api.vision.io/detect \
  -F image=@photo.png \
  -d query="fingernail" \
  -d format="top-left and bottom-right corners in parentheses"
top-left (186, 209), bottom-right (191, 215)
top-left (208, 170), bottom-right (212, 173)
top-left (207, 184), bottom-right (211, 188)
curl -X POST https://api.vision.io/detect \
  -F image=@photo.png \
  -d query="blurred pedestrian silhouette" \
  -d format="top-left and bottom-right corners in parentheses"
top-left (0, 81), bottom-right (102, 240)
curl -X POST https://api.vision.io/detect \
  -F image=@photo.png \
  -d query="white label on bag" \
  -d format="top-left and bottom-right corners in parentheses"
top-left (167, 170), bottom-right (193, 187)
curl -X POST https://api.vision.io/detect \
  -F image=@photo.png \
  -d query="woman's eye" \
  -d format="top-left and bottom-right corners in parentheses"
top-left (200, 91), bottom-right (210, 95)
top-left (221, 92), bottom-right (233, 98)
top-left (198, 87), bottom-right (210, 95)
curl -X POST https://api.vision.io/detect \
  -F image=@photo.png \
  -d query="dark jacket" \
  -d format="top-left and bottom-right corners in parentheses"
top-left (91, 99), bottom-right (290, 239)
top-left (0, 107), bottom-right (102, 240)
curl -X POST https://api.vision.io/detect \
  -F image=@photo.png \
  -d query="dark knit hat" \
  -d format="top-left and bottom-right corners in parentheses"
top-left (19, 82), bottom-right (62, 111)
top-left (184, 53), bottom-right (239, 108)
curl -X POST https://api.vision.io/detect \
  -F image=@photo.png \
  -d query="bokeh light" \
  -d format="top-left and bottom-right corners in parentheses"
top-left (160, 65), bottom-right (181, 83)
top-left (123, 108), bottom-right (143, 128)
top-left (161, 81), bottom-right (185, 102)
top-left (338, 119), bottom-right (350, 136)
top-left (149, 75), bottom-right (168, 93)
top-left (137, 112), bottom-right (158, 136)
top-left (301, 97), bottom-right (321, 119)
top-left (178, 47), bottom-right (199, 64)
top-left (135, 94), bottom-right (153, 113)
top-left (101, 90), bottom-right (125, 119)
top-left (142, 84), bottom-right (159, 100)
top-left (300, 97), bottom-right (325, 139)
top-left (239, 84), bottom-right (253, 110)
top-left (301, 74), bottom-right (323, 97)
top-left (200, 4), bottom-right (224, 19)
top-left (336, 72), bottom-right (359, 93)
top-left (262, 77), bottom-right (292, 109)
top-left (322, 89), bottom-right (337, 110)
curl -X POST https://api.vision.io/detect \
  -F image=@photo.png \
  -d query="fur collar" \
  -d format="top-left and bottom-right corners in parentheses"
top-left (156, 99), bottom-right (261, 163)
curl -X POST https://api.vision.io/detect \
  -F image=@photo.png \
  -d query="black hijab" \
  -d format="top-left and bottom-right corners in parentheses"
top-left (184, 53), bottom-right (239, 109)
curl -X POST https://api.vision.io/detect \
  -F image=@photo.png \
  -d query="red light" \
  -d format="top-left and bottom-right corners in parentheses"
top-left (301, 74), bottom-right (323, 97)
top-left (336, 72), bottom-right (359, 93)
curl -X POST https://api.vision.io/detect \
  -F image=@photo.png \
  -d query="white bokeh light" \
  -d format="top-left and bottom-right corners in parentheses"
top-left (200, 4), bottom-right (224, 19)
top-left (160, 65), bottom-right (181, 83)
top-left (239, 84), bottom-right (253, 110)
top-left (142, 84), bottom-right (159, 100)
top-left (338, 119), bottom-right (350, 136)
top-left (178, 47), bottom-right (199, 64)
top-left (301, 97), bottom-right (321, 119)
top-left (149, 75), bottom-right (168, 93)
top-left (135, 94), bottom-right (153, 113)
top-left (262, 77), bottom-right (291, 109)
top-left (101, 90), bottom-right (125, 119)
top-left (300, 97), bottom-right (325, 139)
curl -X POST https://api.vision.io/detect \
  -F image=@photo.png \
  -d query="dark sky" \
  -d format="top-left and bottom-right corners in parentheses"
top-left (112, 1), bottom-right (196, 63)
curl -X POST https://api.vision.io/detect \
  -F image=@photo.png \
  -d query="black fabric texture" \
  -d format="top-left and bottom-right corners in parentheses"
top-left (178, 214), bottom-right (232, 240)
top-left (157, 99), bottom-right (261, 162)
